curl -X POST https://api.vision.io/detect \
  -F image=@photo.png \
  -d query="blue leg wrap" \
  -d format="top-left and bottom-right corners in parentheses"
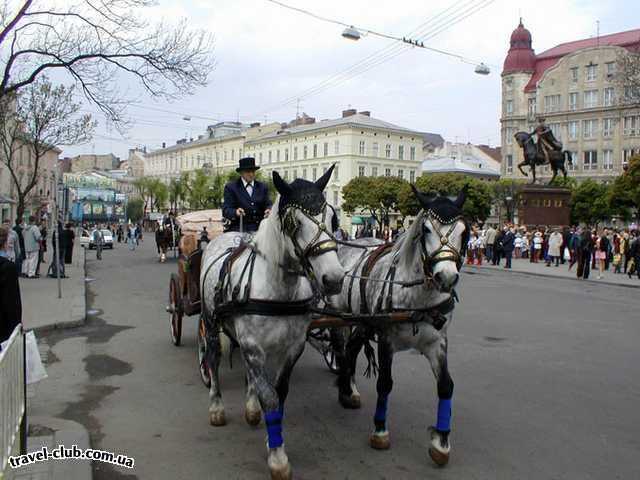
top-left (374, 395), bottom-right (388, 430)
top-left (436, 398), bottom-right (452, 432)
top-left (265, 411), bottom-right (284, 449)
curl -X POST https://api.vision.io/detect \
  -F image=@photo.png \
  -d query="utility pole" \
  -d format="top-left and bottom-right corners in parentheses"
top-left (53, 166), bottom-right (62, 299)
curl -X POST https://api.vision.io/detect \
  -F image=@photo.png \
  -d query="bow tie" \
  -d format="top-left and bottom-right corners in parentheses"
top-left (245, 183), bottom-right (253, 189)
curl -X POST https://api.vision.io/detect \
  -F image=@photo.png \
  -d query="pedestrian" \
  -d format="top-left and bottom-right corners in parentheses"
top-left (62, 223), bottom-right (75, 264)
top-left (117, 224), bottom-right (124, 243)
top-left (514, 232), bottom-right (523, 259)
top-left (547, 229), bottom-right (563, 267)
top-left (0, 225), bottom-right (22, 345)
top-left (93, 226), bottom-right (104, 260)
top-left (21, 216), bottom-right (41, 278)
top-left (627, 232), bottom-right (640, 280)
top-left (502, 225), bottom-right (515, 269)
top-left (485, 224), bottom-right (496, 263)
top-left (2, 219), bottom-right (21, 264)
top-left (493, 228), bottom-right (504, 266)
top-left (12, 219), bottom-right (25, 275)
top-left (467, 232), bottom-right (477, 265)
top-left (576, 229), bottom-right (593, 280)
top-left (36, 222), bottom-right (47, 277)
top-left (49, 222), bottom-right (66, 278)
top-left (127, 224), bottom-right (137, 251)
top-left (600, 229), bottom-right (611, 271)
top-left (532, 231), bottom-right (543, 262)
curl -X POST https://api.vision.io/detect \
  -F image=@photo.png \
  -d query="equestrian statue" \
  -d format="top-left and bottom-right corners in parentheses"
top-left (514, 118), bottom-right (572, 185)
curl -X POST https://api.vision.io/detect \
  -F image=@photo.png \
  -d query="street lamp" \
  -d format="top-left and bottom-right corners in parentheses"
top-left (505, 195), bottom-right (514, 223)
top-left (342, 26), bottom-right (361, 41)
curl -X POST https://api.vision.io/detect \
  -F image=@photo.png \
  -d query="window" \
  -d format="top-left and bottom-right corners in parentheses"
top-left (409, 170), bottom-right (415, 183)
top-left (506, 154), bottom-right (513, 174)
top-left (302, 168), bottom-right (307, 179)
top-left (303, 146), bottom-right (308, 159)
top-left (604, 87), bottom-right (615, 106)
top-left (623, 149), bottom-right (639, 168)
top-left (582, 119), bottom-right (598, 139)
top-left (623, 115), bottom-right (639, 136)
top-left (258, 152), bottom-right (262, 164)
top-left (528, 97), bottom-right (537, 117)
top-left (334, 140), bottom-right (340, 154)
top-left (606, 62), bottom-right (616, 78)
top-left (410, 146), bottom-right (416, 160)
top-left (570, 67), bottom-right (578, 82)
top-left (543, 94), bottom-right (561, 113)
top-left (569, 92), bottom-right (578, 111)
top-left (398, 145), bottom-right (404, 160)
top-left (333, 165), bottom-right (339, 180)
top-left (385, 168), bottom-right (391, 177)
top-left (623, 86), bottom-right (640, 103)
top-left (397, 169), bottom-right (404, 179)
top-left (333, 191), bottom-right (339, 207)
top-left (293, 169), bottom-right (298, 179)
top-left (293, 147), bottom-right (298, 160)
top-left (268, 151), bottom-right (272, 163)
top-left (603, 118), bottom-right (614, 138)
top-left (372, 142), bottom-right (379, 157)
top-left (385, 144), bottom-right (391, 158)
top-left (583, 90), bottom-right (598, 108)
top-left (323, 142), bottom-right (328, 157)
top-left (586, 64), bottom-right (597, 82)
top-left (583, 150), bottom-right (597, 170)
top-left (506, 100), bottom-right (513, 115)
top-left (285, 149), bottom-right (289, 162)
top-left (359, 140), bottom-right (365, 155)
top-left (276, 150), bottom-right (280, 162)
top-left (371, 166), bottom-right (378, 177)
top-left (358, 165), bottom-right (365, 177)
top-left (313, 144), bottom-right (318, 158)
top-left (568, 121), bottom-right (579, 140)
top-left (603, 150), bottom-right (614, 170)
top-left (567, 151), bottom-right (577, 170)
top-left (550, 123), bottom-right (562, 141)
top-left (312, 167), bottom-right (317, 181)
top-left (505, 127), bottom-right (515, 145)
top-left (284, 170), bottom-right (289, 180)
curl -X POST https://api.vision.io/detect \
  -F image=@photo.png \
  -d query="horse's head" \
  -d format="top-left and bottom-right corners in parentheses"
top-left (514, 131), bottom-right (531, 148)
top-left (272, 165), bottom-right (345, 295)
top-left (410, 185), bottom-right (469, 293)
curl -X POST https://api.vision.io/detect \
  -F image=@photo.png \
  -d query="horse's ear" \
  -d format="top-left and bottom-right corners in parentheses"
top-left (454, 184), bottom-right (468, 209)
top-left (411, 184), bottom-right (436, 209)
top-left (272, 171), bottom-right (292, 197)
top-left (315, 163), bottom-right (335, 191)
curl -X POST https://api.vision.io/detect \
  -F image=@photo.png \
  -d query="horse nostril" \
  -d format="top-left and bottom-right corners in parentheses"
top-left (435, 272), bottom-right (459, 290)
top-left (322, 274), bottom-right (344, 294)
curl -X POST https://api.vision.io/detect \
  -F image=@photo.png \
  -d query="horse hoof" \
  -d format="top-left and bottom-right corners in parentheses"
top-left (429, 447), bottom-right (449, 466)
top-left (339, 393), bottom-right (361, 409)
top-left (269, 463), bottom-right (292, 480)
top-left (369, 431), bottom-right (390, 450)
top-left (245, 408), bottom-right (261, 426)
top-left (209, 410), bottom-right (226, 426)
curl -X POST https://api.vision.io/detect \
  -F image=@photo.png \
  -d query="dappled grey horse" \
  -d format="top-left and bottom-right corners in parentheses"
top-left (329, 186), bottom-right (469, 467)
top-left (200, 166), bottom-right (344, 480)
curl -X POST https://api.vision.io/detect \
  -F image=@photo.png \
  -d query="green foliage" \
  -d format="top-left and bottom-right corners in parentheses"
top-left (491, 179), bottom-right (526, 222)
top-left (570, 179), bottom-right (612, 226)
top-left (342, 176), bottom-right (408, 225)
top-left (126, 198), bottom-right (144, 223)
top-left (609, 155), bottom-right (640, 221)
top-left (548, 176), bottom-right (577, 189)
top-left (398, 173), bottom-right (492, 222)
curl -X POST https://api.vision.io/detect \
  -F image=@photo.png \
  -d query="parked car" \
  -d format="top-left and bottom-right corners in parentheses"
top-left (89, 229), bottom-right (114, 249)
top-left (79, 229), bottom-right (91, 248)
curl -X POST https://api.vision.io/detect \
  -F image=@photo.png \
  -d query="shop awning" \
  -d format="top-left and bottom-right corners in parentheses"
top-left (0, 194), bottom-right (16, 204)
top-left (351, 216), bottom-right (364, 225)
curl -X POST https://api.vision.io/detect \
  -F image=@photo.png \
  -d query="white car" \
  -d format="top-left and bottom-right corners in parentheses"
top-left (79, 229), bottom-right (91, 248)
top-left (89, 229), bottom-right (114, 249)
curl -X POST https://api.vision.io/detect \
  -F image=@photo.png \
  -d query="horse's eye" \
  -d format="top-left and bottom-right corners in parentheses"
top-left (423, 224), bottom-right (431, 235)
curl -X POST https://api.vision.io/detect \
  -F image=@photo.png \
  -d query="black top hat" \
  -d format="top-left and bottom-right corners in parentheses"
top-left (236, 156), bottom-right (260, 172)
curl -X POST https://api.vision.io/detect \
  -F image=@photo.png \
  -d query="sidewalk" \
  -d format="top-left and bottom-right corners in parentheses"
top-left (20, 244), bottom-right (86, 332)
top-left (4, 417), bottom-right (92, 480)
top-left (471, 257), bottom-right (640, 288)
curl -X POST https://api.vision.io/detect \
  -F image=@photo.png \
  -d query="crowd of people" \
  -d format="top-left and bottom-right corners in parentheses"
top-left (465, 224), bottom-right (640, 280)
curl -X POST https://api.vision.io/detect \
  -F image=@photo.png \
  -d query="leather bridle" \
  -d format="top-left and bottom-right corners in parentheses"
top-left (419, 212), bottom-right (465, 286)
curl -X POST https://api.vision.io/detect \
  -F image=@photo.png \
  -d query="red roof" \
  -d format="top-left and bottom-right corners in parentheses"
top-left (503, 21), bottom-right (536, 74)
top-left (524, 28), bottom-right (640, 92)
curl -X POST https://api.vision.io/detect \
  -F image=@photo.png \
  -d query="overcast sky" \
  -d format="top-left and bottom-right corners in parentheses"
top-left (61, 0), bottom-right (639, 161)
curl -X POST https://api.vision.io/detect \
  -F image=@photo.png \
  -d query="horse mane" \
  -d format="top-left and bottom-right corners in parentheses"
top-left (253, 197), bottom-right (287, 265)
top-left (395, 210), bottom-right (425, 269)
top-left (179, 234), bottom-right (198, 257)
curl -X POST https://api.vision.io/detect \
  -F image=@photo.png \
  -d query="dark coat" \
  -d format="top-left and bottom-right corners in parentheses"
top-left (222, 178), bottom-right (272, 232)
top-left (0, 256), bottom-right (22, 343)
top-left (502, 231), bottom-right (515, 253)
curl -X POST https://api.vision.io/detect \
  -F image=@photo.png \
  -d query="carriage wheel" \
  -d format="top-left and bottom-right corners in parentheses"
top-left (197, 316), bottom-right (211, 388)
top-left (169, 273), bottom-right (183, 346)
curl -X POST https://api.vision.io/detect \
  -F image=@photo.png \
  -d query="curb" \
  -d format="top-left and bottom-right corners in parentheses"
top-left (469, 264), bottom-right (640, 289)
top-left (27, 416), bottom-right (92, 480)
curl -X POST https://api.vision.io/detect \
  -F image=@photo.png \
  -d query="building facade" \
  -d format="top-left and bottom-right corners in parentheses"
top-left (244, 110), bottom-right (425, 227)
top-left (422, 142), bottom-right (501, 180)
top-left (501, 22), bottom-right (640, 183)
top-left (70, 153), bottom-right (120, 172)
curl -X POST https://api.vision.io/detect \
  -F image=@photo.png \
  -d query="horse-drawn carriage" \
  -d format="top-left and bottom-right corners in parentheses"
top-left (164, 172), bottom-right (468, 479)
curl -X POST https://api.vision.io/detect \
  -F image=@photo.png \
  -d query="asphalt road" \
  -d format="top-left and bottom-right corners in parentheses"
top-left (32, 237), bottom-right (640, 480)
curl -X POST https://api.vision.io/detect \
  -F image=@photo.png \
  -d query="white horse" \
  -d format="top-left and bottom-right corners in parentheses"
top-left (329, 185), bottom-right (469, 467)
top-left (200, 166), bottom-right (344, 480)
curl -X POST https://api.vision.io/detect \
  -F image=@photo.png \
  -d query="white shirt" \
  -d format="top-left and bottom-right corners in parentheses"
top-left (242, 179), bottom-right (254, 197)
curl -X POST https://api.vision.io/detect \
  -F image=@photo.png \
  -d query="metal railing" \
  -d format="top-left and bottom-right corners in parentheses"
top-left (0, 325), bottom-right (26, 474)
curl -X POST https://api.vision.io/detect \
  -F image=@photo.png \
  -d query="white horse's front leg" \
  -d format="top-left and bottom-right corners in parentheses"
top-left (245, 373), bottom-right (262, 426)
top-left (207, 329), bottom-right (226, 426)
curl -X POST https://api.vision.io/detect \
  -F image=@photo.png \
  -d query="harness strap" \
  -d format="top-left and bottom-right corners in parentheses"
top-left (347, 249), bottom-right (371, 314)
top-left (359, 243), bottom-right (393, 314)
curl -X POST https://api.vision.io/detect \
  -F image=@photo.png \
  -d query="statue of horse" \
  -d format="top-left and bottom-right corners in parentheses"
top-left (514, 131), bottom-right (572, 185)
top-left (200, 166), bottom-right (344, 480)
top-left (328, 186), bottom-right (469, 467)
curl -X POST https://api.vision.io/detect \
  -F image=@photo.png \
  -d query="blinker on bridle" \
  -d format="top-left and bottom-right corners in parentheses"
top-left (419, 210), bottom-right (465, 284)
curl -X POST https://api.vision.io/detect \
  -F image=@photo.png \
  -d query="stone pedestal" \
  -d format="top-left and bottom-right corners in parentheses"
top-left (517, 185), bottom-right (571, 227)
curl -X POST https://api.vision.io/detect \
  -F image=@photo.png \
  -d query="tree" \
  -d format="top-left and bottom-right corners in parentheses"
top-left (0, 76), bottom-right (95, 219)
top-left (126, 198), bottom-right (143, 223)
top-left (183, 169), bottom-right (215, 209)
top-left (615, 46), bottom-right (640, 106)
top-left (341, 176), bottom-right (408, 226)
top-left (398, 173), bottom-right (492, 223)
top-left (570, 179), bottom-right (612, 227)
top-left (0, 1), bottom-right (214, 126)
top-left (491, 179), bottom-right (525, 223)
top-left (609, 155), bottom-right (640, 221)
top-left (168, 176), bottom-right (187, 213)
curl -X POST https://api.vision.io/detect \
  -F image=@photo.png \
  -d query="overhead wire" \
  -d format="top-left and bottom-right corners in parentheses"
top-left (256, 0), bottom-right (495, 116)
